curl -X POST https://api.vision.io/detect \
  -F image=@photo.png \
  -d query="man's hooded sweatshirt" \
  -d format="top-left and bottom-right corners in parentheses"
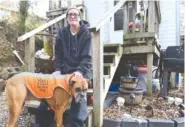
top-left (54, 20), bottom-right (92, 79)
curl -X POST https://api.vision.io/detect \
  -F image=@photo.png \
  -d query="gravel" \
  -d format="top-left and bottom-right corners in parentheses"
top-left (104, 96), bottom-right (183, 120)
top-left (104, 82), bottom-right (184, 120)
top-left (0, 92), bottom-right (36, 127)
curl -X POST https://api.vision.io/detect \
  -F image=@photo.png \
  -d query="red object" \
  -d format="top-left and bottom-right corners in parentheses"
top-left (137, 65), bottom-right (147, 73)
top-left (128, 22), bottom-right (134, 28)
top-left (135, 24), bottom-right (141, 28)
top-left (88, 95), bottom-right (93, 105)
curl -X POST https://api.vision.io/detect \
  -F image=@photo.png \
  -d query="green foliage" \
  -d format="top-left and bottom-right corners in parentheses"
top-left (25, 13), bottom-right (45, 32)
top-left (18, 0), bottom-right (30, 35)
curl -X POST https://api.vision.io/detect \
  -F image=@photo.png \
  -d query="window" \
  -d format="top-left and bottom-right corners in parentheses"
top-left (114, 0), bottom-right (124, 31)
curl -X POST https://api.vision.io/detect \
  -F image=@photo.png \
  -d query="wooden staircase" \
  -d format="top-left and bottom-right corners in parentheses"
top-left (24, 43), bottom-right (123, 127)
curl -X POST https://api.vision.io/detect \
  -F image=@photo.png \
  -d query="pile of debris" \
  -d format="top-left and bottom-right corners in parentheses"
top-left (35, 48), bottom-right (51, 60)
top-left (104, 96), bottom-right (184, 120)
top-left (168, 82), bottom-right (184, 100)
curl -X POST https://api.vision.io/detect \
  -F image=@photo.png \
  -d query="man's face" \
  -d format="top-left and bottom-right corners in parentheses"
top-left (67, 9), bottom-right (80, 26)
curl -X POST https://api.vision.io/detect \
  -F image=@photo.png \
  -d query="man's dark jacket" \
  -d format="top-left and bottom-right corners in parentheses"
top-left (54, 20), bottom-right (92, 79)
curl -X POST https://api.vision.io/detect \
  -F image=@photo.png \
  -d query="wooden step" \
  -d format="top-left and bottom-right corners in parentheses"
top-left (104, 54), bottom-right (115, 64)
top-left (25, 100), bottom-right (93, 112)
top-left (104, 52), bottom-right (118, 56)
top-left (86, 106), bottom-right (93, 127)
top-left (104, 75), bottom-right (111, 79)
top-left (87, 88), bottom-right (93, 95)
top-left (104, 66), bottom-right (110, 75)
top-left (104, 44), bottom-right (122, 47)
top-left (104, 63), bottom-right (114, 75)
top-left (104, 44), bottom-right (122, 53)
top-left (104, 63), bottom-right (114, 67)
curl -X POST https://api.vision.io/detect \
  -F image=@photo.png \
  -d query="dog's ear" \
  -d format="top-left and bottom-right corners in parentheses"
top-left (66, 74), bottom-right (74, 85)
top-left (69, 80), bottom-right (76, 88)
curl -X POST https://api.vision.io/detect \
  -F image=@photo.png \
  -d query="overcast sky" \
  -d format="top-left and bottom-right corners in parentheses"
top-left (0, 0), bottom-right (49, 18)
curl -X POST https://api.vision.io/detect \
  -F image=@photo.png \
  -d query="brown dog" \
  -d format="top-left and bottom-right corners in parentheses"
top-left (4, 72), bottom-right (88, 127)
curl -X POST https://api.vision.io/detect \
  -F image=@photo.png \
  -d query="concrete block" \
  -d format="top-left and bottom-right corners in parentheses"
top-left (173, 117), bottom-right (185, 127)
top-left (148, 119), bottom-right (174, 127)
top-left (122, 117), bottom-right (148, 127)
top-left (103, 118), bottom-right (122, 127)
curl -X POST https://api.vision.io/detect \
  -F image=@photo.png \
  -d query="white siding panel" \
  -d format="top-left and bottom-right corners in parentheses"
top-left (84, 0), bottom-right (123, 44)
top-left (159, 0), bottom-right (178, 49)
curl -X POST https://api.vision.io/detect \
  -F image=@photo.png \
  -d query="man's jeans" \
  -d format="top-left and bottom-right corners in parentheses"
top-left (35, 99), bottom-right (88, 127)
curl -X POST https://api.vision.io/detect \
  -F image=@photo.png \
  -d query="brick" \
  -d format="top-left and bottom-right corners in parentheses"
top-left (103, 118), bottom-right (122, 127)
top-left (122, 117), bottom-right (147, 127)
top-left (148, 119), bottom-right (174, 127)
top-left (173, 117), bottom-right (185, 127)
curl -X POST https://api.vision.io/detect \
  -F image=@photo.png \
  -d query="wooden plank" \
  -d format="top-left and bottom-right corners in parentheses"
top-left (18, 14), bottom-right (65, 42)
top-left (89, 0), bottom-right (126, 32)
top-left (123, 32), bottom-right (155, 40)
top-left (25, 100), bottom-right (93, 113)
top-left (123, 2), bottom-right (128, 34)
top-left (104, 63), bottom-right (114, 67)
top-left (86, 109), bottom-right (93, 127)
top-left (87, 89), bottom-right (93, 95)
top-left (17, 6), bottom-right (82, 42)
top-left (46, 9), bottom-right (67, 17)
top-left (148, 1), bottom-right (155, 32)
top-left (24, 36), bottom-right (35, 72)
top-left (122, 45), bottom-right (153, 54)
top-left (36, 33), bottom-right (56, 38)
top-left (104, 75), bottom-right (111, 79)
top-left (25, 100), bottom-right (40, 108)
top-left (147, 52), bottom-right (153, 96)
top-left (92, 30), bottom-right (104, 127)
top-left (104, 52), bottom-right (118, 56)
top-left (103, 45), bottom-right (123, 100)
top-left (104, 43), bottom-right (122, 47)
top-left (154, 45), bottom-right (160, 58)
top-left (155, 1), bottom-right (161, 23)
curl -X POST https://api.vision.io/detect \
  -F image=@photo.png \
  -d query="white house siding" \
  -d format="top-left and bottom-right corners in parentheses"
top-left (159, 0), bottom-right (180, 49)
top-left (84, 0), bottom-right (123, 44)
top-left (108, 0), bottom-right (123, 44)
top-left (180, 0), bottom-right (185, 35)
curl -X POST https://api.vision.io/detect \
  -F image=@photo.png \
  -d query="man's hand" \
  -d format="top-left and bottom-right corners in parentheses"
top-left (52, 71), bottom-right (61, 75)
top-left (73, 71), bottom-right (83, 77)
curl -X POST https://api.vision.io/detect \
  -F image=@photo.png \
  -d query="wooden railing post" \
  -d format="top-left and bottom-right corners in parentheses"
top-left (147, 1), bottom-right (155, 96)
top-left (148, 1), bottom-right (155, 32)
top-left (123, 2), bottom-right (128, 34)
top-left (24, 35), bottom-right (35, 72)
top-left (92, 30), bottom-right (104, 127)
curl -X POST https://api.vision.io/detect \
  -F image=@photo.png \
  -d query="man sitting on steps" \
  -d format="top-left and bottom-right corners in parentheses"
top-left (35, 7), bottom-right (92, 127)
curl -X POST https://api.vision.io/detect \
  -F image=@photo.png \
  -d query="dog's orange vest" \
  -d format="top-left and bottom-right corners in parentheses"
top-left (24, 73), bottom-right (72, 98)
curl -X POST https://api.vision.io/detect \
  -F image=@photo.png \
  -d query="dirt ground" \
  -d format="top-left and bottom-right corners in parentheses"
top-left (0, 83), bottom-right (183, 126)
top-left (0, 92), bottom-right (35, 127)
top-left (104, 81), bottom-right (184, 120)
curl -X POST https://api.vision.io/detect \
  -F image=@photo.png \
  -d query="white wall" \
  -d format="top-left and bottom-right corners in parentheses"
top-left (180, 1), bottom-right (185, 36)
top-left (159, 0), bottom-right (179, 49)
top-left (84, 0), bottom-right (181, 46)
top-left (108, 0), bottom-right (123, 44)
top-left (84, 0), bottom-right (123, 44)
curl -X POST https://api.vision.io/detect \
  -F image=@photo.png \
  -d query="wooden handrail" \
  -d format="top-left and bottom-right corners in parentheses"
top-left (155, 1), bottom-right (161, 24)
top-left (89, 0), bottom-right (126, 32)
top-left (17, 6), bottom-right (83, 42)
